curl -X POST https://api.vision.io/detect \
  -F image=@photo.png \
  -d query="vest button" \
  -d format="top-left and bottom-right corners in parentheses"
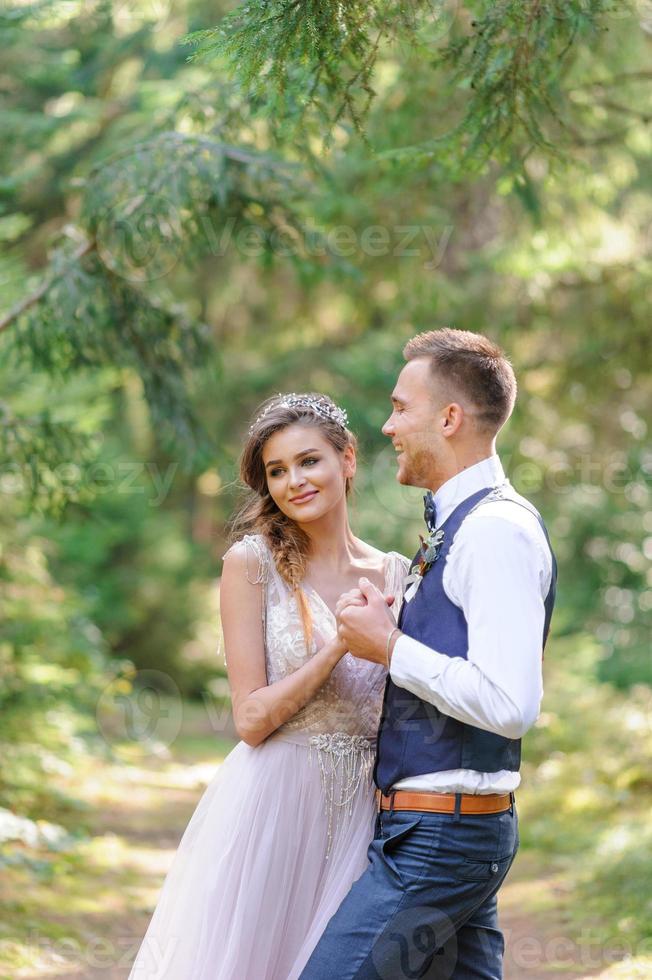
top-left (491, 863), bottom-right (499, 874)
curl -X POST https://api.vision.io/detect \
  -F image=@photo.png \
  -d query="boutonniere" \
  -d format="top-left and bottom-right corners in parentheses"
top-left (404, 528), bottom-right (445, 602)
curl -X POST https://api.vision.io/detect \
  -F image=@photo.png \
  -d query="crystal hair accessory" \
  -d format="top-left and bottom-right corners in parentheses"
top-left (249, 394), bottom-right (349, 434)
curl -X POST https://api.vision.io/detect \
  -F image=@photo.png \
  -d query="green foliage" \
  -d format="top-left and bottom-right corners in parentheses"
top-left (0, 399), bottom-right (100, 515)
top-left (185, 0), bottom-right (632, 160)
top-left (521, 637), bottom-right (652, 947)
top-left (185, 0), bottom-right (431, 134)
top-left (2, 130), bottom-right (316, 501)
top-left (0, 513), bottom-right (110, 822)
top-left (45, 451), bottom-right (216, 697)
top-left (427, 0), bottom-right (627, 164)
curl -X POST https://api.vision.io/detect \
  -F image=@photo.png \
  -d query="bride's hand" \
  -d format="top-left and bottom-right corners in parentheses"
top-left (335, 588), bottom-right (365, 619)
top-left (335, 589), bottom-right (395, 619)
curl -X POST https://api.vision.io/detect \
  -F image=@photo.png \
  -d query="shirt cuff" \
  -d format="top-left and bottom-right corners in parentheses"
top-left (389, 634), bottom-right (447, 695)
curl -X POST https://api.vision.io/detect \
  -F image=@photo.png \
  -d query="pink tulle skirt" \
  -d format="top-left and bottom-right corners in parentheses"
top-left (128, 729), bottom-right (378, 979)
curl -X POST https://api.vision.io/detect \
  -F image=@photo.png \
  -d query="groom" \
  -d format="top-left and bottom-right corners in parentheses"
top-left (300, 328), bottom-right (557, 979)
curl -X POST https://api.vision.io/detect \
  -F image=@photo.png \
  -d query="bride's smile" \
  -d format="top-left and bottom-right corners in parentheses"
top-left (262, 423), bottom-right (355, 523)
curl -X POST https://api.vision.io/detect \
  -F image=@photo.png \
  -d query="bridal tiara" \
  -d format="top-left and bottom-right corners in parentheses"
top-left (249, 393), bottom-right (349, 434)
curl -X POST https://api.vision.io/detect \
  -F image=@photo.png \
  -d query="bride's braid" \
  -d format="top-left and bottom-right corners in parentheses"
top-left (229, 393), bottom-right (356, 651)
top-left (261, 502), bottom-right (314, 646)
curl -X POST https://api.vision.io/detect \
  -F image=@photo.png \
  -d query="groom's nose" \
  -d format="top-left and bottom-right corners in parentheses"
top-left (381, 416), bottom-right (394, 436)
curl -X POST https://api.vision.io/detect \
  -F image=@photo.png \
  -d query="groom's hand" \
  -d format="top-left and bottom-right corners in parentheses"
top-left (336, 578), bottom-right (400, 668)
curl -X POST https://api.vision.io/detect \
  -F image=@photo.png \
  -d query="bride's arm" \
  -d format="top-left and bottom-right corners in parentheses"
top-left (220, 546), bottom-right (347, 748)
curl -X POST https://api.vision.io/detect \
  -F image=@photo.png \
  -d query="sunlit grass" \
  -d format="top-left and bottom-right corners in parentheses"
top-left (0, 706), bottom-right (235, 977)
top-left (597, 960), bottom-right (652, 979)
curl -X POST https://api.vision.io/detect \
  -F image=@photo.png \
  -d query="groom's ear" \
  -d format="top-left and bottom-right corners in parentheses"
top-left (441, 402), bottom-right (464, 438)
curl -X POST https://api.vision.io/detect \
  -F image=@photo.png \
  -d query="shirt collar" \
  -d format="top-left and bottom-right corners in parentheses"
top-left (433, 454), bottom-right (506, 527)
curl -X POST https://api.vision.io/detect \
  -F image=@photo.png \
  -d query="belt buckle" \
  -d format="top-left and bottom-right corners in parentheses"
top-left (375, 789), bottom-right (396, 814)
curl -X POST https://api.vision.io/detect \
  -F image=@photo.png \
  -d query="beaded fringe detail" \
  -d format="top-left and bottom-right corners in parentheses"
top-left (308, 732), bottom-right (375, 861)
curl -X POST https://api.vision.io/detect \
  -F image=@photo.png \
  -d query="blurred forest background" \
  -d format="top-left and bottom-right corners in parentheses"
top-left (1, 0), bottom-right (651, 976)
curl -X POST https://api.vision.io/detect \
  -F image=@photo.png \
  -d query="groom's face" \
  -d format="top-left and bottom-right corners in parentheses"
top-left (382, 358), bottom-right (445, 488)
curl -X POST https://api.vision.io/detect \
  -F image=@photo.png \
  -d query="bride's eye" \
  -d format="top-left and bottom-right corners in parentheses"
top-left (302, 457), bottom-right (319, 466)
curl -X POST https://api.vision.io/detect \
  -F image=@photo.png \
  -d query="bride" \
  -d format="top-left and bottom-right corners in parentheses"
top-left (127, 393), bottom-right (409, 980)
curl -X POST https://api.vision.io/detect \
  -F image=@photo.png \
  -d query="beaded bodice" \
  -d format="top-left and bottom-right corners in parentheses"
top-left (226, 534), bottom-right (409, 739)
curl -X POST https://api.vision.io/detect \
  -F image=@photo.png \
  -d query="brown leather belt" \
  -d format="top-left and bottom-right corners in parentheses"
top-left (376, 789), bottom-right (513, 815)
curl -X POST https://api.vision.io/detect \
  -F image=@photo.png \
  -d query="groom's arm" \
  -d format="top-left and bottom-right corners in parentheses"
top-left (389, 512), bottom-right (552, 740)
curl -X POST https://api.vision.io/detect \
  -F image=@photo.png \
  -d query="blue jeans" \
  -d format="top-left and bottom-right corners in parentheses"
top-left (299, 803), bottom-right (519, 980)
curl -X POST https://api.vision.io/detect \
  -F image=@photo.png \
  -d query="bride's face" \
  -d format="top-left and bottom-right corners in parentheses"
top-left (262, 423), bottom-right (355, 524)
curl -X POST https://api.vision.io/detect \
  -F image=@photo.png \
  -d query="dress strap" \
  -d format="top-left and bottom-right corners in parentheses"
top-left (384, 551), bottom-right (410, 618)
top-left (222, 533), bottom-right (270, 585)
top-left (222, 534), bottom-right (271, 635)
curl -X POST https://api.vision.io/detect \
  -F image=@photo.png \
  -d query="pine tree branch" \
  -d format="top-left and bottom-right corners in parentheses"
top-left (0, 130), bottom-right (320, 492)
top-left (84, 133), bottom-right (300, 178)
top-left (1, 133), bottom-right (306, 339)
top-left (570, 70), bottom-right (652, 92)
top-left (0, 240), bottom-right (95, 335)
top-left (184, 0), bottom-right (632, 165)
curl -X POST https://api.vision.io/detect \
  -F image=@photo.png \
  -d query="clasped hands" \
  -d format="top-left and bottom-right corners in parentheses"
top-left (335, 578), bottom-right (400, 668)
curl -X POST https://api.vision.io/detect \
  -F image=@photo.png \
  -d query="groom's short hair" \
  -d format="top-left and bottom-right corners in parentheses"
top-left (403, 328), bottom-right (517, 434)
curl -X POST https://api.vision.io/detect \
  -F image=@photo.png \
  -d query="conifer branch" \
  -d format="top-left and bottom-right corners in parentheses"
top-left (0, 131), bottom-right (316, 500)
top-left (0, 240), bottom-right (95, 336)
top-left (183, 0), bottom-right (632, 161)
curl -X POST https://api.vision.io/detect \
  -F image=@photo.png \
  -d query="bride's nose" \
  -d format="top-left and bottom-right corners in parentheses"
top-left (288, 467), bottom-right (307, 489)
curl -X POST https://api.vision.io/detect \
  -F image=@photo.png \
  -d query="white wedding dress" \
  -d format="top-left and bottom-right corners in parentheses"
top-left (128, 534), bottom-right (409, 980)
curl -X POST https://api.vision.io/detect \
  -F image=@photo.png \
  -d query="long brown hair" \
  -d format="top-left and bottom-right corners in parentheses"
top-left (230, 393), bottom-right (357, 649)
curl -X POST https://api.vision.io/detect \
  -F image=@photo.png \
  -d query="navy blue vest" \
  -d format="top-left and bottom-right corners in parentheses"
top-left (374, 484), bottom-right (557, 795)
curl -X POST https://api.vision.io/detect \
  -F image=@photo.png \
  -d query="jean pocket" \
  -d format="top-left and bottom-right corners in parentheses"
top-left (380, 814), bottom-right (430, 885)
top-left (454, 853), bottom-right (513, 882)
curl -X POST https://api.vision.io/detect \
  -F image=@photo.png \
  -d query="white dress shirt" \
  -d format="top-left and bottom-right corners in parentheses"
top-left (390, 454), bottom-right (553, 795)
